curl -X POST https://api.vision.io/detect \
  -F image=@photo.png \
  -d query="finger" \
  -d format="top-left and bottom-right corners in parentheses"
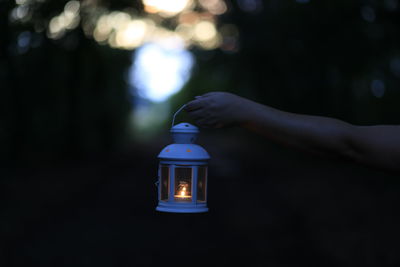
top-left (187, 109), bottom-right (207, 120)
top-left (194, 92), bottom-right (216, 100)
top-left (201, 92), bottom-right (215, 97)
top-left (185, 99), bottom-right (205, 111)
top-left (196, 118), bottom-right (217, 128)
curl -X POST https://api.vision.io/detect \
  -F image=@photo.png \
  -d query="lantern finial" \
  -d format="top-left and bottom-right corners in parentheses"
top-left (171, 123), bottom-right (199, 144)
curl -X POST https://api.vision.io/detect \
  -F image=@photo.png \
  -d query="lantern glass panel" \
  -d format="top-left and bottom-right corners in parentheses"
top-left (197, 166), bottom-right (207, 202)
top-left (174, 167), bottom-right (192, 202)
top-left (160, 165), bottom-right (169, 201)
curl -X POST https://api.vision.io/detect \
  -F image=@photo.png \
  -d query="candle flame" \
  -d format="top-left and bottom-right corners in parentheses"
top-left (180, 186), bottom-right (187, 196)
top-left (176, 182), bottom-right (190, 199)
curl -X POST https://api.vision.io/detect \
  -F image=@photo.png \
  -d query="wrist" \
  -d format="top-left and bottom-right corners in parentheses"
top-left (235, 97), bottom-right (257, 127)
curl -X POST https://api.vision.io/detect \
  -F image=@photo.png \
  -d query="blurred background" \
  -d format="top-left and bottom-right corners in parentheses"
top-left (1, 0), bottom-right (400, 266)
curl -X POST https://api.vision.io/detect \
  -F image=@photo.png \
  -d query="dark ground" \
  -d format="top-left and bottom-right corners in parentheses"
top-left (2, 130), bottom-right (400, 267)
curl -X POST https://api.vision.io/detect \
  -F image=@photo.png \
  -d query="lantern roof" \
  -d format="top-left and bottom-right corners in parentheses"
top-left (158, 144), bottom-right (210, 161)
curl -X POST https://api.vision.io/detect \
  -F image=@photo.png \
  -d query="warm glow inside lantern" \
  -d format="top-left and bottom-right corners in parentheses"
top-left (156, 122), bottom-right (210, 213)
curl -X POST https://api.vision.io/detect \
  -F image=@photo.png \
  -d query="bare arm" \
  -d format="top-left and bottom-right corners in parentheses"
top-left (185, 92), bottom-right (400, 172)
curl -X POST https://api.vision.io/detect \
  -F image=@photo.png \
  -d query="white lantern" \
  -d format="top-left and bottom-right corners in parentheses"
top-left (156, 107), bottom-right (210, 213)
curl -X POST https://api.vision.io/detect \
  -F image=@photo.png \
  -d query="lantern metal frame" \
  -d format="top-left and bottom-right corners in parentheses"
top-left (156, 110), bottom-right (210, 213)
top-left (156, 161), bottom-right (208, 213)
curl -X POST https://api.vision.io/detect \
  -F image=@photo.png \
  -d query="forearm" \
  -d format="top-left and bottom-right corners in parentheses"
top-left (240, 100), bottom-right (357, 160)
top-left (239, 101), bottom-right (400, 172)
top-left (186, 92), bottom-right (400, 172)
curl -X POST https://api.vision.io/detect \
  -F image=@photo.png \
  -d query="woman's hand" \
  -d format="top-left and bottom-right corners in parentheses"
top-left (184, 92), bottom-right (251, 128)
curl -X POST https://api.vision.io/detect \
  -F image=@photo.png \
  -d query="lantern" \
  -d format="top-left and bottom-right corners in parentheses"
top-left (156, 108), bottom-right (210, 213)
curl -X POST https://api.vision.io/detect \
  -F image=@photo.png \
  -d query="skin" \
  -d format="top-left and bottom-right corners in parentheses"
top-left (185, 92), bottom-right (400, 173)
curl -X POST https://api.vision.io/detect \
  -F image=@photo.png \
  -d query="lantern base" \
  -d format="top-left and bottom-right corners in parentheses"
top-left (156, 202), bottom-right (208, 213)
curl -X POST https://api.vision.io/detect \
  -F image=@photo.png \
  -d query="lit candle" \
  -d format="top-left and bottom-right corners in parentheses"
top-left (180, 187), bottom-right (186, 196)
top-left (175, 182), bottom-right (191, 199)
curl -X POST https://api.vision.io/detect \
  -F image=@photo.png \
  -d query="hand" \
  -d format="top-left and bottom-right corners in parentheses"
top-left (184, 92), bottom-right (250, 128)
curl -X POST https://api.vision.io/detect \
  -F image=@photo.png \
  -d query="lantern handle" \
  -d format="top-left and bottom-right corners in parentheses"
top-left (171, 104), bottom-right (187, 128)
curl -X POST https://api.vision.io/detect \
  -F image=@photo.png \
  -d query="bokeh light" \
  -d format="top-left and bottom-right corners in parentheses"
top-left (47, 1), bottom-right (80, 39)
top-left (11, 0), bottom-right (236, 53)
top-left (130, 39), bottom-right (194, 102)
top-left (17, 31), bottom-right (31, 54)
top-left (237, 0), bottom-right (263, 13)
top-left (142, 0), bottom-right (193, 17)
top-left (199, 0), bottom-right (227, 15)
top-left (220, 24), bottom-right (240, 52)
top-left (361, 6), bottom-right (376, 23)
top-left (7, 0), bottom-right (237, 133)
top-left (370, 79), bottom-right (385, 98)
top-left (115, 20), bottom-right (148, 49)
top-left (194, 21), bottom-right (217, 42)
